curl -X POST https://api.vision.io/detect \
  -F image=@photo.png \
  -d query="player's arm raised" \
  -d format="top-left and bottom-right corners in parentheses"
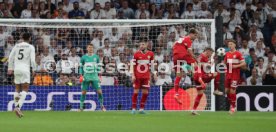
top-left (7, 45), bottom-right (16, 75)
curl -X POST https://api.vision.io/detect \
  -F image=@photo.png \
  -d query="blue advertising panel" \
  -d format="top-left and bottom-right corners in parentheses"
top-left (0, 86), bottom-right (160, 111)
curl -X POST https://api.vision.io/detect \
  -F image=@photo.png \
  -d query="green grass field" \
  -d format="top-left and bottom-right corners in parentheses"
top-left (0, 111), bottom-right (275, 132)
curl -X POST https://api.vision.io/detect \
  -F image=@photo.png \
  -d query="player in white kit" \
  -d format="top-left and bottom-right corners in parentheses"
top-left (8, 33), bottom-right (36, 118)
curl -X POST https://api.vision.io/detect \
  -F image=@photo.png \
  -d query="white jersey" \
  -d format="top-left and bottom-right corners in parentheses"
top-left (8, 42), bottom-right (36, 72)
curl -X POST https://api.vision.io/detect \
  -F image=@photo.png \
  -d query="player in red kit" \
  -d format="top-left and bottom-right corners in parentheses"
top-left (131, 37), bottom-right (154, 114)
top-left (172, 28), bottom-right (198, 104)
top-left (224, 39), bottom-right (246, 115)
top-left (191, 47), bottom-right (220, 115)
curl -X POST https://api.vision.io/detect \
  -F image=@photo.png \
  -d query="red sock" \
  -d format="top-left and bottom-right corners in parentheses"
top-left (174, 76), bottom-right (182, 94)
top-left (230, 93), bottom-right (236, 108)
top-left (132, 93), bottom-right (138, 109)
top-left (140, 93), bottom-right (149, 109)
top-left (227, 93), bottom-right (231, 104)
top-left (193, 94), bottom-right (203, 110)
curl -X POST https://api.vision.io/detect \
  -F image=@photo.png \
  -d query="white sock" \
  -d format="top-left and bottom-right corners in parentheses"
top-left (18, 91), bottom-right (28, 109)
top-left (14, 92), bottom-right (20, 108)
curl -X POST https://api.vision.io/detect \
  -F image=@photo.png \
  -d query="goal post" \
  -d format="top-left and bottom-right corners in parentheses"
top-left (0, 19), bottom-right (216, 111)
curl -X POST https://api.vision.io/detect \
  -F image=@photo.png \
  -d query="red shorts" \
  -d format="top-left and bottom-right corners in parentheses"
top-left (195, 74), bottom-right (214, 90)
top-left (173, 54), bottom-right (196, 71)
top-left (133, 78), bottom-right (150, 89)
top-left (224, 78), bottom-right (239, 89)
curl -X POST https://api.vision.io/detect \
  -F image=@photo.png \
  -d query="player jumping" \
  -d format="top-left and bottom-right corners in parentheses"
top-left (8, 33), bottom-right (36, 118)
top-left (172, 28), bottom-right (198, 104)
top-left (79, 44), bottom-right (106, 111)
top-left (191, 47), bottom-right (220, 115)
top-left (224, 40), bottom-right (246, 115)
top-left (131, 37), bottom-right (154, 114)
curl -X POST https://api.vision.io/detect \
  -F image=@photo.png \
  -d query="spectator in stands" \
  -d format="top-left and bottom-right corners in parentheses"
top-left (118, 0), bottom-right (135, 19)
top-left (68, 47), bottom-right (80, 68)
top-left (262, 60), bottom-right (276, 85)
top-left (49, 39), bottom-right (58, 56)
top-left (256, 2), bottom-right (269, 29)
top-left (111, 47), bottom-right (119, 63)
top-left (154, 71), bottom-right (172, 86)
top-left (233, 26), bottom-right (245, 47)
top-left (255, 40), bottom-right (265, 57)
top-left (163, 3), bottom-right (179, 19)
top-left (97, 48), bottom-right (104, 63)
top-left (247, 68), bottom-right (262, 85)
top-left (228, 9), bottom-right (242, 33)
top-left (102, 38), bottom-right (111, 57)
top-left (223, 24), bottom-right (233, 43)
top-left (53, 2), bottom-right (68, 19)
top-left (109, 28), bottom-right (119, 45)
top-left (256, 57), bottom-right (266, 77)
top-left (56, 52), bottom-right (74, 74)
top-left (0, 2), bottom-right (12, 18)
top-left (35, 55), bottom-right (42, 72)
top-left (68, 2), bottom-right (85, 19)
top-left (4, 36), bottom-right (14, 59)
top-left (38, 1), bottom-right (50, 18)
top-left (56, 74), bottom-right (72, 86)
top-left (180, 70), bottom-right (192, 87)
top-left (181, 3), bottom-right (196, 19)
top-left (33, 69), bottom-right (54, 86)
top-left (249, 23), bottom-right (264, 41)
top-left (235, 0), bottom-right (246, 15)
top-left (149, 3), bottom-right (158, 19)
top-left (11, 0), bottom-right (26, 18)
top-left (79, 0), bottom-right (93, 17)
top-left (272, 31), bottom-right (276, 53)
top-left (20, 2), bottom-right (33, 19)
top-left (239, 38), bottom-right (250, 57)
top-left (62, 0), bottom-right (73, 13)
top-left (46, 0), bottom-right (56, 14)
top-left (90, 3), bottom-right (106, 19)
top-left (241, 3), bottom-right (255, 32)
top-left (197, 2), bottom-right (212, 19)
top-left (91, 30), bottom-right (105, 52)
top-left (55, 28), bottom-right (69, 46)
top-left (104, 1), bottom-right (116, 19)
top-left (41, 46), bottom-right (55, 68)
top-left (248, 32), bottom-right (259, 49)
top-left (101, 56), bottom-right (115, 86)
top-left (63, 40), bottom-right (73, 55)
top-left (214, 3), bottom-right (230, 23)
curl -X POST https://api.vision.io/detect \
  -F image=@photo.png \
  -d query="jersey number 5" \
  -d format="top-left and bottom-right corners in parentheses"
top-left (18, 49), bottom-right (24, 60)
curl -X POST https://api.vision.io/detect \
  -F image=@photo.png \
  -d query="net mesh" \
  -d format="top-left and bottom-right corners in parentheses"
top-left (0, 19), bottom-right (214, 111)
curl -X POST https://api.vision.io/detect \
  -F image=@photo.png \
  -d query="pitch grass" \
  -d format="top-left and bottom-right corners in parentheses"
top-left (0, 111), bottom-right (275, 132)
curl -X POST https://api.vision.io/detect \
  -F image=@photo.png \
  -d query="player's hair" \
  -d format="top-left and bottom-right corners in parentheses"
top-left (139, 37), bottom-right (148, 43)
top-left (87, 43), bottom-right (94, 47)
top-left (189, 28), bottom-right (198, 34)
top-left (204, 47), bottom-right (214, 52)
top-left (227, 39), bottom-right (237, 44)
top-left (22, 32), bottom-right (31, 41)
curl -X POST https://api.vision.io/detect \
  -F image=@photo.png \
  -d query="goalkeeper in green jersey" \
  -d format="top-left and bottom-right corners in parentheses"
top-left (79, 44), bottom-right (106, 111)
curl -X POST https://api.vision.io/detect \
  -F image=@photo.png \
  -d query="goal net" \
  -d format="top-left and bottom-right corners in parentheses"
top-left (0, 19), bottom-right (215, 111)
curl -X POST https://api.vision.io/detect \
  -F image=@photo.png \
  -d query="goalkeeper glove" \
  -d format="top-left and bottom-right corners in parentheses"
top-left (79, 75), bottom-right (84, 83)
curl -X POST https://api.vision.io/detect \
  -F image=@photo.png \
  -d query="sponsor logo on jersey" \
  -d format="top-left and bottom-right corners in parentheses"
top-left (137, 60), bottom-right (150, 64)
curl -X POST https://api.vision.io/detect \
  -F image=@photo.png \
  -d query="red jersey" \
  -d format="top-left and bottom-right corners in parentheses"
top-left (194, 53), bottom-right (210, 81)
top-left (133, 50), bottom-right (154, 79)
top-left (172, 36), bottom-right (192, 56)
top-left (224, 50), bottom-right (244, 80)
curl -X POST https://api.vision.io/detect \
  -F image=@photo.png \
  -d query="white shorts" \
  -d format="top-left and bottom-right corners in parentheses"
top-left (14, 70), bottom-right (30, 84)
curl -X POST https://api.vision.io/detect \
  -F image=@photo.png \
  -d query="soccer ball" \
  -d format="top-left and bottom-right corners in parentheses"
top-left (216, 47), bottom-right (226, 57)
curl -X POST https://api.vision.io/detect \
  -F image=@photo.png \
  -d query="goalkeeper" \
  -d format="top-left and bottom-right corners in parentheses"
top-left (79, 44), bottom-right (106, 111)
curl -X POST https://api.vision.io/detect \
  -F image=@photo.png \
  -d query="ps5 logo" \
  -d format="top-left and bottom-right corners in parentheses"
top-left (7, 92), bottom-right (97, 111)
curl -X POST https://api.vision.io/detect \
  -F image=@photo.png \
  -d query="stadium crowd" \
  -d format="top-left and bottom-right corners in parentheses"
top-left (0, 0), bottom-right (276, 86)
